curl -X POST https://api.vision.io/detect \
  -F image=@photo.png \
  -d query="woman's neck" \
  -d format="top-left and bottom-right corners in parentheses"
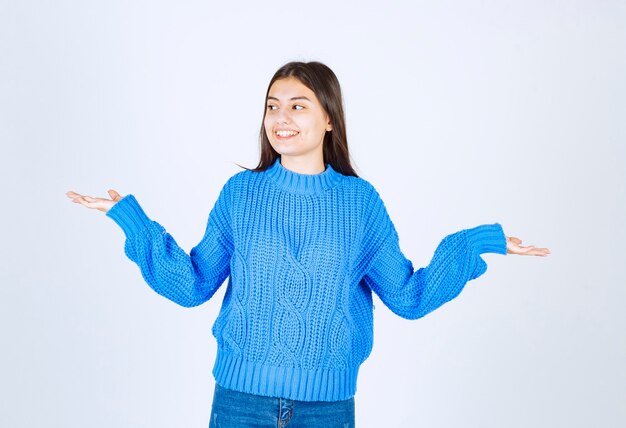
top-left (279, 155), bottom-right (326, 175)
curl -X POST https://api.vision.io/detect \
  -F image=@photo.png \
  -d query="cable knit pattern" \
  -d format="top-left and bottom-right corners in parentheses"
top-left (106, 157), bottom-right (507, 401)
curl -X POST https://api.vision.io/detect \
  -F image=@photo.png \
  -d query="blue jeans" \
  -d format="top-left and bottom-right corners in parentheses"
top-left (209, 383), bottom-right (355, 427)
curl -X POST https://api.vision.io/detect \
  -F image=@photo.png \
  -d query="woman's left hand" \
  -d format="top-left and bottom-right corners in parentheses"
top-left (506, 236), bottom-right (551, 257)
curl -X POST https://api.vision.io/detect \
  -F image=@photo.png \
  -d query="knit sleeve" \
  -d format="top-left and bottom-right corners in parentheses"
top-left (105, 179), bottom-right (234, 308)
top-left (360, 186), bottom-right (507, 320)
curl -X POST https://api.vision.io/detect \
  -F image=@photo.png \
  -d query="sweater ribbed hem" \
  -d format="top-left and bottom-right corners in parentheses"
top-left (105, 194), bottom-right (151, 237)
top-left (212, 350), bottom-right (358, 402)
top-left (464, 223), bottom-right (507, 255)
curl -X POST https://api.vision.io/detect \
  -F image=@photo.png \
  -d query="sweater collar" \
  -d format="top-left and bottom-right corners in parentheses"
top-left (264, 157), bottom-right (344, 195)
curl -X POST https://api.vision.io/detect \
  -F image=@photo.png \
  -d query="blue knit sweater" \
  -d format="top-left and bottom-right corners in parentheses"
top-left (106, 156), bottom-right (507, 402)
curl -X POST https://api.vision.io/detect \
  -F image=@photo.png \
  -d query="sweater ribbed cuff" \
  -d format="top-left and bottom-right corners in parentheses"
top-left (105, 194), bottom-right (151, 237)
top-left (464, 223), bottom-right (507, 255)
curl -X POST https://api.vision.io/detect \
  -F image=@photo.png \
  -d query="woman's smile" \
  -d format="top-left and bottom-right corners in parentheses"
top-left (274, 129), bottom-right (300, 139)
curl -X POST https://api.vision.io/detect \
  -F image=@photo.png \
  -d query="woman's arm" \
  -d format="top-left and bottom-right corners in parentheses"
top-left (360, 186), bottom-right (507, 320)
top-left (105, 181), bottom-right (234, 308)
top-left (363, 221), bottom-right (506, 320)
top-left (66, 186), bottom-right (233, 307)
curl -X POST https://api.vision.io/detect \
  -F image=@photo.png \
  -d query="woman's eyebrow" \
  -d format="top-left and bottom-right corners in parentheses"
top-left (267, 96), bottom-right (312, 102)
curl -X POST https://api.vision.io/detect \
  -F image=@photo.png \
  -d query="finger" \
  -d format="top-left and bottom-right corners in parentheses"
top-left (72, 197), bottom-right (94, 208)
top-left (513, 245), bottom-right (536, 255)
top-left (530, 248), bottom-right (551, 256)
top-left (108, 189), bottom-right (123, 201)
top-left (506, 236), bottom-right (522, 244)
top-left (523, 247), bottom-right (551, 256)
top-left (66, 191), bottom-right (83, 199)
top-left (509, 243), bottom-right (551, 256)
top-left (75, 195), bottom-right (101, 209)
top-left (67, 191), bottom-right (90, 205)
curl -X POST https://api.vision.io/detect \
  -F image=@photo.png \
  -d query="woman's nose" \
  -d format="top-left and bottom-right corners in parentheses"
top-left (276, 109), bottom-right (291, 124)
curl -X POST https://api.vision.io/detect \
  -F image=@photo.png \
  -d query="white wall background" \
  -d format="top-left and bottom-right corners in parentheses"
top-left (2, 1), bottom-right (624, 427)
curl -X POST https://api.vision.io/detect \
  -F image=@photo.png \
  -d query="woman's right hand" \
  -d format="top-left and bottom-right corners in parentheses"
top-left (65, 189), bottom-right (124, 213)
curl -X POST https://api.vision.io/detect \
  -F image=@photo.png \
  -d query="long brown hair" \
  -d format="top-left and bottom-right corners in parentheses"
top-left (238, 61), bottom-right (358, 177)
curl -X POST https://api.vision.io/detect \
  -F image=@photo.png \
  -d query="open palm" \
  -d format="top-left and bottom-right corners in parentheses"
top-left (65, 189), bottom-right (123, 213)
top-left (506, 236), bottom-right (550, 256)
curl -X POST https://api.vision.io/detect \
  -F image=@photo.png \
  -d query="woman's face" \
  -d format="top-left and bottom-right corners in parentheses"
top-left (264, 77), bottom-right (332, 168)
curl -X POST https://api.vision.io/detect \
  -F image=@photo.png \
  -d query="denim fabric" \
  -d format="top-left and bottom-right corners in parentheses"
top-left (209, 383), bottom-right (355, 428)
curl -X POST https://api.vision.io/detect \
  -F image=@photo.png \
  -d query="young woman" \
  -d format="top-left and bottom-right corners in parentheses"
top-left (66, 61), bottom-right (550, 427)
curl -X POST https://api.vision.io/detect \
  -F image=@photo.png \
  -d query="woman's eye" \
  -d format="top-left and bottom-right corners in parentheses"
top-left (267, 105), bottom-right (277, 111)
top-left (293, 105), bottom-right (304, 110)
